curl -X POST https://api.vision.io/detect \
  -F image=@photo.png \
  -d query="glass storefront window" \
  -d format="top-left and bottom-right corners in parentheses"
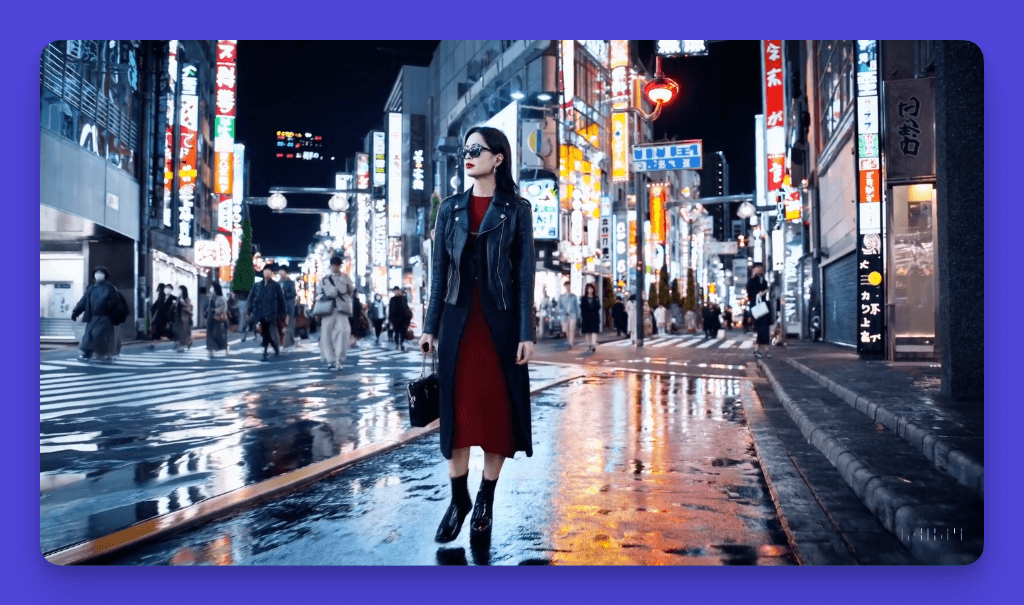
top-left (890, 183), bottom-right (937, 339)
top-left (815, 40), bottom-right (854, 153)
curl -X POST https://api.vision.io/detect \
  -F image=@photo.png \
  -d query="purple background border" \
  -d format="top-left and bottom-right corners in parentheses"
top-left (9, 2), bottom-right (1018, 602)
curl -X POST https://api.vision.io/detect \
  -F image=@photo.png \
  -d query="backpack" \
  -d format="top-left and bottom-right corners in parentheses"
top-left (110, 289), bottom-right (130, 325)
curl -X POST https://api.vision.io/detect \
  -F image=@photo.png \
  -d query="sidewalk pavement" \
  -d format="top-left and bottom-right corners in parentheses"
top-left (755, 340), bottom-right (983, 564)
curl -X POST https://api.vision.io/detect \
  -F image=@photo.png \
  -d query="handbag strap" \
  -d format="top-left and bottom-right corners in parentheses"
top-left (420, 349), bottom-right (437, 378)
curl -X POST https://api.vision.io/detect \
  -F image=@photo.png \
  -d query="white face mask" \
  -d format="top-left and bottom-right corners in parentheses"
top-left (178, 290), bottom-right (185, 298)
top-left (94, 273), bottom-right (105, 282)
top-left (165, 289), bottom-right (173, 296)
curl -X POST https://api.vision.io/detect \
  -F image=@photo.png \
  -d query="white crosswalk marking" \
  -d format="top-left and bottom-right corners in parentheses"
top-left (649, 338), bottom-right (678, 348)
top-left (676, 337), bottom-right (700, 348)
top-left (695, 338), bottom-right (720, 349)
top-left (738, 340), bottom-right (754, 349)
top-left (40, 369), bottom-right (240, 400)
top-left (718, 340), bottom-right (737, 349)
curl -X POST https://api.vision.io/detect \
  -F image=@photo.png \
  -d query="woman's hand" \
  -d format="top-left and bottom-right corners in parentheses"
top-left (516, 341), bottom-right (534, 365)
top-left (420, 333), bottom-right (435, 353)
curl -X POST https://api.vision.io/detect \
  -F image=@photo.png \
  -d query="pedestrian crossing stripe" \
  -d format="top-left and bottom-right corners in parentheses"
top-left (40, 372), bottom-right (329, 420)
top-left (676, 338), bottom-right (699, 348)
top-left (649, 338), bottom-right (678, 348)
top-left (718, 340), bottom-right (737, 349)
top-left (40, 369), bottom-right (241, 400)
top-left (695, 338), bottom-right (719, 348)
top-left (738, 340), bottom-right (754, 349)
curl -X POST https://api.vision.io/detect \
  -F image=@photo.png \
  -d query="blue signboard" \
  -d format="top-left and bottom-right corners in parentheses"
top-left (631, 141), bottom-right (703, 172)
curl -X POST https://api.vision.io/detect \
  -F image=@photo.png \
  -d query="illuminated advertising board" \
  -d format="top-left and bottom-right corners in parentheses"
top-left (213, 40), bottom-right (237, 195)
top-left (162, 40), bottom-right (178, 228)
top-left (231, 143), bottom-right (244, 264)
top-left (656, 40), bottom-right (709, 56)
top-left (521, 179), bottom-right (559, 240)
top-left (611, 112), bottom-right (628, 181)
top-left (387, 112), bottom-right (403, 237)
top-left (610, 40), bottom-right (629, 110)
top-left (373, 131), bottom-right (386, 187)
top-left (356, 152), bottom-right (370, 190)
top-left (855, 40), bottom-right (884, 356)
top-left (649, 184), bottom-right (666, 245)
top-left (357, 193), bottom-right (370, 278)
top-left (373, 198), bottom-right (387, 270)
top-left (761, 40), bottom-right (786, 193)
top-left (177, 64), bottom-right (199, 248)
top-left (276, 131), bottom-right (323, 160)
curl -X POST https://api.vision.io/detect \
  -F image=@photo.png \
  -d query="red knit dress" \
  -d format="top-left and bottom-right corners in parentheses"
top-left (452, 195), bottom-right (516, 457)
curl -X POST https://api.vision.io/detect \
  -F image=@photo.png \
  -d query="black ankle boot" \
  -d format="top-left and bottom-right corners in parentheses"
top-left (470, 477), bottom-right (498, 540)
top-left (435, 473), bottom-right (472, 543)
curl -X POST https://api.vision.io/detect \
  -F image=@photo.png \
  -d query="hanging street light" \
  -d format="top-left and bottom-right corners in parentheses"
top-left (267, 192), bottom-right (288, 211)
top-left (328, 193), bottom-right (349, 212)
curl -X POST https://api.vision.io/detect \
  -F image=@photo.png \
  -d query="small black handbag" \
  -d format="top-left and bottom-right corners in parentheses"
top-left (408, 351), bottom-right (440, 427)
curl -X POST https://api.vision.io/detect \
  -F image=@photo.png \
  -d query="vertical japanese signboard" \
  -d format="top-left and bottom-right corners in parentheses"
top-left (610, 40), bottom-right (629, 111)
top-left (231, 143), bottom-right (244, 267)
top-left (611, 112), bottom-right (628, 182)
top-left (356, 152), bottom-right (370, 190)
top-left (387, 112), bottom-right (403, 237)
top-left (163, 40), bottom-right (179, 228)
top-left (214, 40), bottom-right (237, 196)
top-left (372, 131), bottom-right (386, 187)
top-left (177, 64), bottom-right (199, 248)
top-left (649, 184), bottom-right (666, 245)
top-left (761, 40), bottom-right (786, 196)
top-left (855, 40), bottom-right (884, 356)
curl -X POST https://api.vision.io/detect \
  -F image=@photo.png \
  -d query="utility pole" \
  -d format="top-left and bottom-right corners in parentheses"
top-left (634, 171), bottom-right (646, 347)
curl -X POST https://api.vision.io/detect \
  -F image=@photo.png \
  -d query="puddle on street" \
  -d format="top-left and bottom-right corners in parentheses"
top-left (98, 372), bottom-right (793, 566)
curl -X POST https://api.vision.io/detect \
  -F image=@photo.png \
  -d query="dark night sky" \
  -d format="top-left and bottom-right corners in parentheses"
top-left (236, 40), bottom-right (761, 258)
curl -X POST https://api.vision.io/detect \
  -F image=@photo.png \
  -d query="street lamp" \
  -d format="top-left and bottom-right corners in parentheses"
top-left (626, 54), bottom-right (680, 348)
top-left (267, 193), bottom-right (288, 211)
top-left (328, 193), bottom-right (349, 212)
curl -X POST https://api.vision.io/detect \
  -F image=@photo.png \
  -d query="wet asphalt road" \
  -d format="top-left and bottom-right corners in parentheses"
top-left (40, 336), bottom-right (580, 554)
top-left (95, 356), bottom-right (795, 565)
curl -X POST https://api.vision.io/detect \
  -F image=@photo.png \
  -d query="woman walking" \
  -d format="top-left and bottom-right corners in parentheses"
top-left (419, 126), bottom-right (536, 544)
top-left (389, 287), bottom-right (413, 351)
top-left (626, 294), bottom-right (637, 344)
top-left (580, 282), bottom-right (601, 353)
top-left (173, 285), bottom-right (193, 352)
top-left (148, 284), bottom-right (175, 349)
top-left (205, 282), bottom-right (229, 358)
top-left (368, 293), bottom-right (387, 344)
top-left (746, 263), bottom-right (772, 358)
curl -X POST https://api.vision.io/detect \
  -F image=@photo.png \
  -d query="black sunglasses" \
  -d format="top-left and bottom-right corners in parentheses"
top-left (457, 144), bottom-right (494, 160)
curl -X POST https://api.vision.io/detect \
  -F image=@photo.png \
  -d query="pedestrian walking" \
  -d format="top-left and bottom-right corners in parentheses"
top-left (248, 265), bottom-right (286, 361)
top-left (723, 306), bottom-right (733, 331)
top-left (746, 263), bottom-right (772, 358)
top-left (388, 287), bottom-right (413, 351)
top-left (580, 283), bottom-right (601, 353)
top-left (227, 291), bottom-right (241, 334)
top-left (653, 304), bottom-right (667, 336)
top-left (558, 280), bottom-right (581, 349)
top-left (70, 266), bottom-right (123, 362)
top-left (172, 285), bottom-right (193, 352)
top-left (316, 255), bottom-right (354, 370)
top-left (148, 284), bottom-right (176, 349)
top-left (349, 294), bottom-right (370, 347)
top-left (626, 294), bottom-right (638, 344)
top-left (711, 304), bottom-right (723, 338)
top-left (611, 295), bottom-right (627, 337)
top-left (368, 293), bottom-right (387, 344)
top-left (701, 304), bottom-right (710, 339)
top-left (538, 287), bottom-right (551, 337)
top-left (419, 126), bottom-right (536, 544)
top-left (204, 282), bottom-right (229, 358)
top-left (278, 266), bottom-right (298, 351)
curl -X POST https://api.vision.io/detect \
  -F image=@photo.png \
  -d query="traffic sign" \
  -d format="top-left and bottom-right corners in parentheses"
top-left (631, 140), bottom-right (702, 172)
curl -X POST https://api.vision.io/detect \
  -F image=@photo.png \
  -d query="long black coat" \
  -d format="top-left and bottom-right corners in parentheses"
top-left (427, 187), bottom-right (536, 460)
top-left (580, 296), bottom-right (601, 334)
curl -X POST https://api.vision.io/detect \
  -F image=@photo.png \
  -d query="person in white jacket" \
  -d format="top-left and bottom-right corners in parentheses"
top-left (626, 294), bottom-right (637, 345)
top-left (318, 256), bottom-right (355, 370)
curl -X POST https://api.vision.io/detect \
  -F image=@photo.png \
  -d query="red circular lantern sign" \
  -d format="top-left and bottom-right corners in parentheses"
top-left (644, 76), bottom-right (680, 106)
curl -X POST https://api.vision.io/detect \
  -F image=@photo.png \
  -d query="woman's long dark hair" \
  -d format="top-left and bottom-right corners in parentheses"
top-left (585, 283), bottom-right (597, 297)
top-left (465, 126), bottom-right (519, 196)
top-left (179, 285), bottom-right (190, 301)
top-left (211, 282), bottom-right (223, 297)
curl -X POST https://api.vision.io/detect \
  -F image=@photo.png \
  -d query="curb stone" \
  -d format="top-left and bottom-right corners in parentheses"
top-left (783, 357), bottom-right (983, 499)
top-left (758, 360), bottom-right (980, 565)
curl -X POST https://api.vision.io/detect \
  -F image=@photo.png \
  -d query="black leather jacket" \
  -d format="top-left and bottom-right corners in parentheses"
top-left (424, 187), bottom-right (536, 342)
